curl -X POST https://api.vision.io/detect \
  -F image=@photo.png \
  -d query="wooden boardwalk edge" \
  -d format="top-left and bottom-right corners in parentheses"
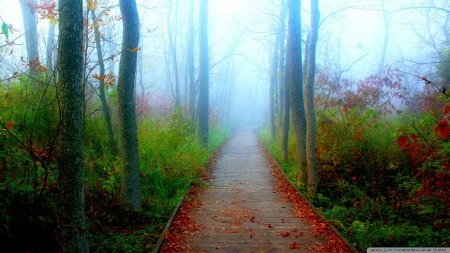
top-left (258, 135), bottom-right (359, 253)
top-left (152, 190), bottom-right (188, 253)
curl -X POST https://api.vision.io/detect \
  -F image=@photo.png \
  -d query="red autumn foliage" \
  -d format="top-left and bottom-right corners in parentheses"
top-left (434, 119), bottom-right (449, 139)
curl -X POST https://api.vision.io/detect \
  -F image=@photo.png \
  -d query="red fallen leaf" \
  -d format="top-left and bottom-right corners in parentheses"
top-left (268, 224), bottom-right (273, 228)
top-left (397, 135), bottom-right (409, 149)
top-left (295, 232), bottom-right (304, 238)
top-left (290, 241), bottom-right (299, 249)
top-left (445, 107), bottom-right (450, 115)
top-left (249, 232), bottom-right (255, 238)
top-left (215, 246), bottom-right (223, 249)
top-left (291, 229), bottom-right (297, 232)
top-left (281, 232), bottom-right (290, 237)
top-left (250, 216), bottom-right (254, 222)
top-left (435, 119), bottom-right (449, 139)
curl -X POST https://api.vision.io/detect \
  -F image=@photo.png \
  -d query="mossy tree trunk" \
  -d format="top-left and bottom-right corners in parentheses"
top-left (288, 0), bottom-right (307, 186)
top-left (57, 0), bottom-right (89, 251)
top-left (304, 0), bottom-right (320, 197)
top-left (117, 0), bottom-right (141, 210)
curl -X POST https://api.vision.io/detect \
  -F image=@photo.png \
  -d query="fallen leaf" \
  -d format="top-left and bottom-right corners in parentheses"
top-left (290, 241), bottom-right (299, 249)
top-left (281, 232), bottom-right (290, 237)
top-left (268, 224), bottom-right (273, 228)
top-left (250, 216), bottom-right (255, 222)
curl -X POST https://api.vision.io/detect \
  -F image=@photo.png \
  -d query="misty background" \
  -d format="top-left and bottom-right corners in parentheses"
top-left (1, 0), bottom-right (448, 126)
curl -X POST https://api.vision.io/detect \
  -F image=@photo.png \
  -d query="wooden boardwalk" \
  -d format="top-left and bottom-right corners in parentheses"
top-left (162, 126), bottom-right (337, 252)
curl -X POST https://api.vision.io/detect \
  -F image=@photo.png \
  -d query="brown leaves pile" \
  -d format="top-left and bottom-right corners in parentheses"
top-left (160, 184), bottom-right (204, 253)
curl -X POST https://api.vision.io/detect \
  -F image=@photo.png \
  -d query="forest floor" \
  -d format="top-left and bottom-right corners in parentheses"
top-left (160, 126), bottom-right (352, 253)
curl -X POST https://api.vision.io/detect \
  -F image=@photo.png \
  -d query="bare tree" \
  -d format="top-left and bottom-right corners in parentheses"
top-left (91, 8), bottom-right (116, 151)
top-left (19, 0), bottom-right (40, 74)
top-left (167, 0), bottom-right (181, 108)
top-left (57, 0), bottom-right (89, 251)
top-left (188, 0), bottom-right (196, 121)
top-left (198, 0), bottom-right (209, 145)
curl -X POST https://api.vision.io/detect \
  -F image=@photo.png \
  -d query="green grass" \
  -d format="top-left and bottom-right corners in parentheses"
top-left (86, 117), bottom-right (230, 252)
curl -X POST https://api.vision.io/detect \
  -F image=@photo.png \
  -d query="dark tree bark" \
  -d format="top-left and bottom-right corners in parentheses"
top-left (57, 0), bottom-right (89, 251)
top-left (118, 0), bottom-right (141, 210)
top-left (91, 9), bottom-right (116, 151)
top-left (304, 0), bottom-right (319, 197)
top-left (198, 0), bottom-right (209, 145)
top-left (20, 0), bottom-right (40, 74)
top-left (288, 0), bottom-right (307, 185)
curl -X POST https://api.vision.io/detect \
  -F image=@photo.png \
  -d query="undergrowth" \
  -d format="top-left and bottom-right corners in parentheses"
top-left (0, 76), bottom-right (229, 252)
top-left (260, 108), bottom-right (450, 251)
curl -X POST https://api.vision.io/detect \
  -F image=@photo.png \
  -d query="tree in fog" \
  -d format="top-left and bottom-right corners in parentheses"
top-left (288, 0), bottom-right (307, 185)
top-left (188, 0), bottom-right (196, 121)
top-left (281, 36), bottom-right (290, 162)
top-left (278, 0), bottom-right (288, 131)
top-left (19, 0), bottom-right (40, 74)
top-left (167, 0), bottom-right (181, 109)
top-left (198, 0), bottom-right (209, 145)
top-left (304, 0), bottom-right (319, 197)
top-left (117, 0), bottom-right (141, 210)
top-left (57, 0), bottom-right (89, 251)
top-left (91, 8), bottom-right (116, 151)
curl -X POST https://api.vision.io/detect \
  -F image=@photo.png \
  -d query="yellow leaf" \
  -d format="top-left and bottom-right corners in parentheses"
top-left (128, 47), bottom-right (141, 52)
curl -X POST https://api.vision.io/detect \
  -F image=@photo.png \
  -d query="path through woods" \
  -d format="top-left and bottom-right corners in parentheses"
top-left (161, 126), bottom-right (352, 252)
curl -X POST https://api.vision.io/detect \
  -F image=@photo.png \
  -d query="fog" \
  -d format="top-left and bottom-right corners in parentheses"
top-left (1, 0), bottom-right (448, 126)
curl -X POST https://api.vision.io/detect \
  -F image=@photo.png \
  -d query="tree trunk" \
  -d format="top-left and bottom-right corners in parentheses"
top-left (167, 0), bottom-right (181, 109)
top-left (281, 40), bottom-right (291, 162)
top-left (118, 0), bottom-right (141, 210)
top-left (198, 0), bottom-right (209, 145)
top-left (278, 0), bottom-right (288, 131)
top-left (188, 0), bottom-right (196, 121)
top-left (92, 9), bottom-right (116, 151)
top-left (20, 0), bottom-right (40, 74)
top-left (269, 38), bottom-right (279, 141)
top-left (57, 0), bottom-right (89, 251)
top-left (46, 19), bottom-right (56, 70)
top-left (378, 0), bottom-right (389, 77)
top-left (288, 0), bottom-right (307, 186)
top-left (304, 0), bottom-right (319, 197)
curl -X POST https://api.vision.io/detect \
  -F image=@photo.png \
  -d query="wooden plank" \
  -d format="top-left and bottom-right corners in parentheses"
top-left (161, 126), bottom-right (352, 252)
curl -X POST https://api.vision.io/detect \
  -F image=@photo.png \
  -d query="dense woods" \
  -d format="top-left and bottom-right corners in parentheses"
top-left (0, 0), bottom-right (449, 251)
